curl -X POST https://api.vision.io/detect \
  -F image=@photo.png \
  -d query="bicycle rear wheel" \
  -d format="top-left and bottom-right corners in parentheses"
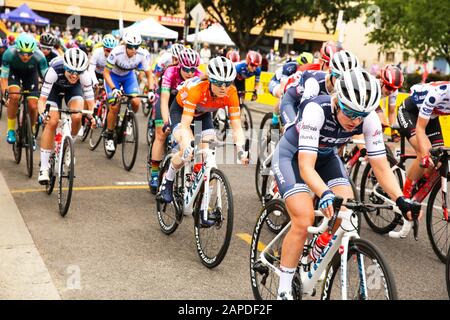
top-left (257, 112), bottom-right (273, 158)
top-left (322, 238), bottom-right (397, 300)
top-left (122, 111), bottom-right (139, 171)
top-left (194, 168), bottom-right (233, 268)
top-left (13, 109), bottom-right (22, 164)
top-left (426, 176), bottom-right (450, 263)
top-left (58, 136), bottom-right (75, 217)
top-left (24, 113), bottom-right (33, 178)
top-left (240, 104), bottom-right (253, 146)
top-left (46, 155), bottom-right (56, 195)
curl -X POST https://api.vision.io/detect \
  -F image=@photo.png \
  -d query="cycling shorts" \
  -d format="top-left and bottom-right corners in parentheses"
top-left (169, 99), bottom-right (215, 136)
top-left (105, 71), bottom-right (139, 101)
top-left (46, 83), bottom-right (83, 109)
top-left (8, 69), bottom-right (40, 98)
top-left (234, 78), bottom-right (246, 94)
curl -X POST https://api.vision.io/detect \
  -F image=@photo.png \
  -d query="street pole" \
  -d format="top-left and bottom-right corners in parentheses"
top-left (183, 2), bottom-right (189, 42)
top-left (194, 13), bottom-right (200, 51)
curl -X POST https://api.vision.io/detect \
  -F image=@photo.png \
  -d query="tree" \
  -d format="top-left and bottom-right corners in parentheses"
top-left (134, 0), bottom-right (366, 52)
top-left (367, 0), bottom-right (450, 65)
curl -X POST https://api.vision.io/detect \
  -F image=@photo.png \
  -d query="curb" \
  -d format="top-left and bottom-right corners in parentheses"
top-left (0, 172), bottom-right (61, 300)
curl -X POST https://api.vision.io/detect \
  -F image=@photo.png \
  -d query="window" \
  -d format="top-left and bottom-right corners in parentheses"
top-left (403, 52), bottom-right (410, 62)
top-left (386, 52), bottom-right (395, 62)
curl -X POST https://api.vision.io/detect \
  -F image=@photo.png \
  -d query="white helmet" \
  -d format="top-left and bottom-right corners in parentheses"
top-left (122, 31), bottom-right (142, 46)
top-left (330, 50), bottom-right (360, 77)
top-left (170, 43), bottom-right (184, 59)
top-left (335, 68), bottom-right (381, 114)
top-left (63, 48), bottom-right (89, 72)
top-left (207, 57), bottom-right (236, 82)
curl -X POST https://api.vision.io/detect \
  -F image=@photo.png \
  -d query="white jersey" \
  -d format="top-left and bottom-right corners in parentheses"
top-left (89, 47), bottom-right (107, 85)
top-left (410, 82), bottom-right (450, 119)
top-left (106, 45), bottom-right (151, 77)
top-left (387, 89), bottom-right (398, 106)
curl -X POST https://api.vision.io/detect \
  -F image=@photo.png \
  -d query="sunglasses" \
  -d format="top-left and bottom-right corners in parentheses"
top-left (181, 66), bottom-right (197, 74)
top-left (249, 63), bottom-right (259, 68)
top-left (18, 51), bottom-right (33, 57)
top-left (104, 48), bottom-right (112, 53)
top-left (64, 67), bottom-right (82, 75)
top-left (210, 79), bottom-right (233, 87)
top-left (331, 70), bottom-right (340, 79)
top-left (383, 83), bottom-right (397, 92)
top-left (339, 101), bottom-right (369, 120)
top-left (126, 44), bottom-right (139, 50)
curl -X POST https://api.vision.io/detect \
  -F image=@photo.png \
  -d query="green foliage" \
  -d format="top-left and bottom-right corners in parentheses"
top-left (134, 0), bottom-right (366, 51)
top-left (368, 0), bottom-right (450, 64)
top-left (402, 73), bottom-right (450, 92)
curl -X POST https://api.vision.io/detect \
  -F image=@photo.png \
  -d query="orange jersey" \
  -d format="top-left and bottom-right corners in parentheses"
top-left (176, 77), bottom-right (240, 120)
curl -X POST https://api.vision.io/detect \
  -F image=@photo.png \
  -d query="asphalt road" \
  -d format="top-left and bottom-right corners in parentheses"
top-left (0, 103), bottom-right (447, 300)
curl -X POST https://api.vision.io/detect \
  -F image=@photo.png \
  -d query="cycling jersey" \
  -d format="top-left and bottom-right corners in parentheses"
top-left (235, 61), bottom-right (261, 82)
top-left (40, 57), bottom-right (94, 101)
top-left (1, 46), bottom-right (48, 79)
top-left (153, 51), bottom-right (173, 77)
top-left (44, 50), bottom-right (59, 65)
top-left (410, 82), bottom-right (450, 119)
top-left (176, 77), bottom-right (240, 119)
top-left (269, 62), bottom-right (298, 95)
top-left (106, 45), bottom-right (151, 77)
top-left (89, 47), bottom-right (108, 85)
top-left (161, 65), bottom-right (202, 94)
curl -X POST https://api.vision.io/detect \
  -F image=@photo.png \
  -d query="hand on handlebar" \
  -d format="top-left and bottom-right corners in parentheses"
top-left (251, 90), bottom-right (258, 101)
top-left (396, 196), bottom-right (423, 221)
top-left (319, 190), bottom-right (335, 219)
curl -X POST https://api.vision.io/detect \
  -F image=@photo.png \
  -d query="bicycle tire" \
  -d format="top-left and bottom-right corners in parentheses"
top-left (80, 117), bottom-right (91, 142)
top-left (240, 104), bottom-right (253, 147)
top-left (446, 246), bottom-right (450, 298)
top-left (58, 136), bottom-right (74, 217)
top-left (146, 133), bottom-right (156, 193)
top-left (359, 154), bottom-right (402, 234)
top-left (156, 157), bottom-right (183, 235)
top-left (194, 168), bottom-right (234, 268)
top-left (426, 176), bottom-right (450, 263)
top-left (89, 105), bottom-right (107, 151)
top-left (321, 238), bottom-right (397, 300)
top-left (122, 111), bottom-right (139, 171)
top-left (24, 113), bottom-right (33, 178)
top-left (257, 112), bottom-right (273, 158)
top-left (46, 157), bottom-right (56, 195)
top-left (250, 199), bottom-right (297, 300)
top-left (0, 97), bottom-right (3, 119)
top-left (142, 100), bottom-right (151, 117)
top-left (13, 108), bottom-right (22, 164)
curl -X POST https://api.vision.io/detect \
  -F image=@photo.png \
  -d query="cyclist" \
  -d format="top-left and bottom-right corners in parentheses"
top-left (149, 48), bottom-right (203, 194)
top-left (272, 68), bottom-right (422, 300)
top-left (153, 43), bottom-right (184, 88)
top-left (157, 57), bottom-right (248, 213)
top-left (103, 31), bottom-right (155, 152)
top-left (1, 33), bottom-right (48, 146)
top-left (376, 64), bottom-right (404, 140)
top-left (88, 35), bottom-right (118, 90)
top-left (226, 50), bottom-right (240, 63)
top-left (397, 81), bottom-right (449, 198)
top-left (39, 33), bottom-right (59, 64)
top-left (37, 48), bottom-right (95, 184)
top-left (235, 50), bottom-right (262, 101)
top-left (0, 38), bottom-right (8, 70)
top-left (279, 50), bottom-right (359, 129)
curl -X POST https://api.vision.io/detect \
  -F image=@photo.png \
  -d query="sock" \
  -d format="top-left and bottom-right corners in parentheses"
top-left (272, 112), bottom-right (279, 125)
top-left (151, 160), bottom-right (161, 177)
top-left (165, 163), bottom-right (178, 182)
top-left (278, 265), bottom-right (296, 294)
top-left (40, 149), bottom-right (52, 171)
top-left (403, 177), bottom-right (415, 198)
top-left (72, 135), bottom-right (77, 143)
top-left (7, 118), bottom-right (16, 132)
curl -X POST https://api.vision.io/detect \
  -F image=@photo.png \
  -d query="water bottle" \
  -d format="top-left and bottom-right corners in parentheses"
top-left (309, 231), bottom-right (333, 262)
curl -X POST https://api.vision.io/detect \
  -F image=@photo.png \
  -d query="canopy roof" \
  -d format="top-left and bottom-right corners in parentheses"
top-left (1, 4), bottom-right (49, 25)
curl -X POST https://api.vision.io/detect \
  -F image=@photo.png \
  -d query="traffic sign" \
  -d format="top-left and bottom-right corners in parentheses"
top-left (282, 29), bottom-right (294, 45)
top-left (190, 3), bottom-right (206, 24)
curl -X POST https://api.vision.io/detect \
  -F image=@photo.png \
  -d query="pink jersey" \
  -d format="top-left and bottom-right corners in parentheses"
top-left (161, 65), bottom-right (203, 94)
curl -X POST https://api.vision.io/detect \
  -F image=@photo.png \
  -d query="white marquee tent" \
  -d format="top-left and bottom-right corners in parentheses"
top-left (113, 17), bottom-right (178, 39)
top-left (187, 24), bottom-right (235, 46)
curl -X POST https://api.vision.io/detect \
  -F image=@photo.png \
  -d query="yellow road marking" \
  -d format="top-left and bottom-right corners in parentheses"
top-left (11, 185), bottom-right (149, 194)
top-left (236, 233), bottom-right (266, 252)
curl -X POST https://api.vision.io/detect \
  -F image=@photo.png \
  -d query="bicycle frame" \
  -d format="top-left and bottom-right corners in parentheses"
top-left (259, 209), bottom-right (360, 299)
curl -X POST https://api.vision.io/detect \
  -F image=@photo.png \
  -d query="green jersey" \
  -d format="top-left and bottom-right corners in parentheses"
top-left (1, 47), bottom-right (48, 79)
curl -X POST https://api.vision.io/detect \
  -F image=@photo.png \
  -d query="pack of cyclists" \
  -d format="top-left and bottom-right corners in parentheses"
top-left (1, 29), bottom-right (449, 300)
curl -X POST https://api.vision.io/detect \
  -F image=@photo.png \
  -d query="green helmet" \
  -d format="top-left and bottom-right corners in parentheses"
top-left (15, 33), bottom-right (37, 53)
top-left (296, 52), bottom-right (314, 65)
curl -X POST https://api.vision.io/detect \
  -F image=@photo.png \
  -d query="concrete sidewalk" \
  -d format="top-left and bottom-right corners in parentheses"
top-left (0, 172), bottom-right (60, 300)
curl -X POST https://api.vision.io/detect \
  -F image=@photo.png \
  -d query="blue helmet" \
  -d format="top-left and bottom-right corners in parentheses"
top-left (0, 38), bottom-right (8, 48)
top-left (102, 35), bottom-right (118, 49)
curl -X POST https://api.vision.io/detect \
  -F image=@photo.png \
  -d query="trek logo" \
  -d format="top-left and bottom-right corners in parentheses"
top-left (273, 163), bottom-right (285, 185)
top-left (321, 136), bottom-right (351, 144)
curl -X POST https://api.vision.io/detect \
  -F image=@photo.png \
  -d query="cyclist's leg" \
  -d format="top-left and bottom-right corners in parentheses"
top-left (22, 71), bottom-right (40, 129)
top-left (105, 73), bottom-right (122, 132)
top-left (6, 74), bottom-right (21, 142)
top-left (122, 71), bottom-right (141, 113)
top-left (65, 84), bottom-right (84, 138)
top-left (150, 98), bottom-right (168, 185)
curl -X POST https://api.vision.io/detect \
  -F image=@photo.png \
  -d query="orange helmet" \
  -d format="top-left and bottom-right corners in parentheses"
top-left (246, 50), bottom-right (262, 67)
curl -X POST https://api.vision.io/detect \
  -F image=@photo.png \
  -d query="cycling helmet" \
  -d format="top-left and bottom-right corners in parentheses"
top-left (0, 38), bottom-right (8, 48)
top-left (40, 33), bottom-right (57, 48)
top-left (335, 68), bottom-right (381, 114)
top-left (320, 41), bottom-right (339, 64)
top-left (85, 39), bottom-right (93, 49)
top-left (15, 33), bottom-right (37, 53)
top-left (226, 50), bottom-right (240, 63)
top-left (122, 31), bottom-right (142, 46)
top-left (380, 65), bottom-right (404, 90)
top-left (8, 35), bottom-right (15, 45)
top-left (63, 48), bottom-right (89, 72)
top-left (296, 52), bottom-right (314, 65)
top-left (208, 56), bottom-right (237, 82)
top-left (246, 50), bottom-right (262, 66)
top-left (329, 50), bottom-right (360, 77)
top-left (102, 35), bottom-right (118, 49)
top-left (178, 48), bottom-right (200, 68)
top-left (170, 43), bottom-right (184, 59)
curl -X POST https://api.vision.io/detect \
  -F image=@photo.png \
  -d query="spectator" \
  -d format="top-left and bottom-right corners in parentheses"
top-left (267, 49), bottom-right (275, 62)
top-left (370, 61), bottom-right (380, 76)
top-left (153, 40), bottom-right (159, 53)
top-left (261, 52), bottom-right (269, 71)
top-left (53, 26), bottom-right (61, 38)
top-left (200, 43), bottom-right (211, 64)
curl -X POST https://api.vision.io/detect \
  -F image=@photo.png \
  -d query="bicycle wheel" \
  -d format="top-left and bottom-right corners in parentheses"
top-left (257, 112), bottom-right (273, 158)
top-left (142, 99), bottom-right (151, 117)
top-left (146, 115), bottom-right (155, 146)
top-left (122, 111), bottom-right (139, 171)
top-left (213, 109), bottom-right (227, 141)
top-left (260, 178), bottom-right (288, 234)
top-left (156, 158), bottom-right (183, 235)
top-left (24, 112), bottom-right (33, 178)
top-left (89, 105), bottom-right (107, 151)
top-left (240, 104), bottom-right (253, 146)
top-left (250, 199), bottom-right (300, 300)
top-left (46, 155), bottom-right (56, 195)
top-left (321, 238), bottom-right (397, 300)
top-left (426, 176), bottom-right (450, 263)
top-left (58, 136), bottom-right (75, 217)
top-left (13, 109), bottom-right (22, 164)
top-left (194, 168), bottom-right (233, 268)
top-left (80, 116), bottom-right (91, 142)
top-left (446, 246), bottom-right (450, 298)
top-left (359, 154), bottom-right (402, 234)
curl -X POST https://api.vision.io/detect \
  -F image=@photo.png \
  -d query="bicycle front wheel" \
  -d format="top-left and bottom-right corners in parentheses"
top-left (322, 238), bottom-right (397, 300)
top-left (24, 113), bottom-right (33, 178)
top-left (58, 136), bottom-right (75, 217)
top-left (122, 111), bottom-right (139, 171)
top-left (194, 168), bottom-right (233, 268)
top-left (446, 246), bottom-right (450, 298)
top-left (240, 104), bottom-right (253, 146)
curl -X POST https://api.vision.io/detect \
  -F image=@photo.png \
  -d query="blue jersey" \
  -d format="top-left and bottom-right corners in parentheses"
top-left (235, 61), bottom-right (261, 82)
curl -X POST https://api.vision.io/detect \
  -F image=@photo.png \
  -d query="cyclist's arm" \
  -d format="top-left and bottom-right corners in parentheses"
top-left (37, 52), bottom-right (49, 79)
top-left (300, 77), bottom-right (320, 103)
top-left (141, 51), bottom-right (154, 91)
top-left (415, 116), bottom-right (432, 158)
top-left (160, 88), bottom-right (170, 123)
top-left (279, 86), bottom-right (300, 125)
top-left (297, 102), bottom-right (329, 197)
top-left (80, 72), bottom-right (95, 111)
top-left (88, 54), bottom-right (99, 86)
top-left (103, 67), bottom-right (115, 92)
top-left (229, 105), bottom-right (246, 147)
top-left (38, 68), bottom-right (57, 114)
top-left (254, 68), bottom-right (261, 91)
